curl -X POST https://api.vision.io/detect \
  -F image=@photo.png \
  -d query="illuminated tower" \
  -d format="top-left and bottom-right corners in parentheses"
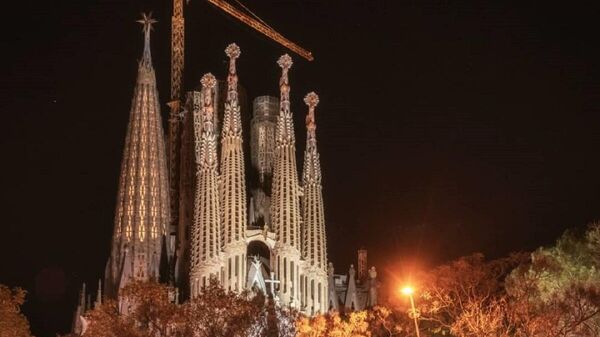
top-left (220, 43), bottom-right (247, 292)
top-left (107, 14), bottom-right (170, 297)
top-left (270, 54), bottom-right (303, 306)
top-left (301, 92), bottom-right (328, 314)
top-left (190, 73), bottom-right (222, 297)
top-left (249, 96), bottom-right (279, 228)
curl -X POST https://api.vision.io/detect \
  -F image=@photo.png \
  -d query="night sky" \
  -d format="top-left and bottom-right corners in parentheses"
top-left (2, 1), bottom-right (600, 336)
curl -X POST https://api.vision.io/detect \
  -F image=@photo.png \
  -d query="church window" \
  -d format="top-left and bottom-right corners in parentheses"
top-left (235, 256), bottom-right (239, 277)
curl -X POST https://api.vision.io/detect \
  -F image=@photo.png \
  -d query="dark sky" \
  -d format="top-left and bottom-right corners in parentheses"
top-left (2, 1), bottom-right (600, 336)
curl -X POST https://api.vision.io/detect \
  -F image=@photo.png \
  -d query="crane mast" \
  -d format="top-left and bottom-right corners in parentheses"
top-left (167, 0), bottom-right (185, 261)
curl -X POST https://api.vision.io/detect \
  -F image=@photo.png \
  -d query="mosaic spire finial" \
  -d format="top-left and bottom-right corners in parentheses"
top-left (223, 43), bottom-right (242, 137)
top-left (276, 54), bottom-right (294, 143)
top-left (200, 73), bottom-right (217, 135)
top-left (304, 92), bottom-right (319, 138)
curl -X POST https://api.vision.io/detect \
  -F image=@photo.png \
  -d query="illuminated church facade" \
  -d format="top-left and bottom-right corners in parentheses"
top-left (73, 13), bottom-right (378, 332)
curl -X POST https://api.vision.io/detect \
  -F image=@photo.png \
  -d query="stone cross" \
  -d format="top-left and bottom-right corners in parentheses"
top-left (265, 271), bottom-right (280, 296)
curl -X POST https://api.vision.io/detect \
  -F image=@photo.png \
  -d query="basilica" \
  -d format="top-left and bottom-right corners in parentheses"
top-left (73, 12), bottom-right (377, 331)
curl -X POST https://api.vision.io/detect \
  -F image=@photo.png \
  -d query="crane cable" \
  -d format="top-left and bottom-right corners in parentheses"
top-left (232, 0), bottom-right (275, 32)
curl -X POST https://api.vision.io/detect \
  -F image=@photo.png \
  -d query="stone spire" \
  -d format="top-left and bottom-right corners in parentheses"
top-left (301, 92), bottom-right (328, 313)
top-left (108, 13), bottom-right (170, 296)
top-left (270, 54), bottom-right (303, 306)
top-left (220, 43), bottom-right (248, 292)
top-left (190, 73), bottom-right (222, 297)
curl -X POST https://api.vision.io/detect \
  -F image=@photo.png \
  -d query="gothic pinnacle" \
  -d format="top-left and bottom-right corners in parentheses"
top-left (276, 54), bottom-right (294, 144)
top-left (220, 43), bottom-right (248, 291)
top-left (304, 92), bottom-right (319, 138)
top-left (198, 73), bottom-right (217, 167)
top-left (223, 43), bottom-right (242, 137)
top-left (200, 73), bottom-right (217, 129)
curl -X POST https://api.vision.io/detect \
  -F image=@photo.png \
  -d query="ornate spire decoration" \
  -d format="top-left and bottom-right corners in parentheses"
top-left (275, 54), bottom-right (295, 144)
top-left (222, 43), bottom-right (242, 137)
top-left (301, 92), bottom-right (328, 313)
top-left (270, 54), bottom-right (303, 306)
top-left (137, 13), bottom-right (157, 68)
top-left (302, 92), bottom-right (322, 184)
top-left (190, 73), bottom-right (222, 297)
top-left (107, 14), bottom-right (170, 297)
top-left (220, 43), bottom-right (248, 292)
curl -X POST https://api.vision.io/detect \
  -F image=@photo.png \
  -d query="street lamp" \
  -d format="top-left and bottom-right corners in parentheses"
top-left (401, 286), bottom-right (421, 337)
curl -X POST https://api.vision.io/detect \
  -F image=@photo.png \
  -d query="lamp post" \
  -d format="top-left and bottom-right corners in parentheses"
top-left (401, 286), bottom-right (421, 337)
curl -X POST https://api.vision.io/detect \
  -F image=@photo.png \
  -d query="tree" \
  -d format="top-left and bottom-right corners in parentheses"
top-left (180, 278), bottom-right (264, 337)
top-left (83, 281), bottom-right (184, 337)
top-left (418, 253), bottom-right (525, 337)
top-left (0, 285), bottom-right (33, 337)
top-left (78, 279), bottom-right (300, 337)
top-left (367, 306), bottom-right (412, 337)
top-left (296, 311), bottom-right (371, 337)
top-left (506, 225), bottom-right (600, 337)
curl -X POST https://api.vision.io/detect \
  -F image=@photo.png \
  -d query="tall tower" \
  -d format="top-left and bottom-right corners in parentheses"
top-left (270, 54), bottom-right (303, 306)
top-left (249, 96), bottom-right (279, 228)
top-left (301, 92), bottom-right (328, 314)
top-left (190, 73), bottom-right (222, 297)
top-left (107, 14), bottom-right (170, 297)
top-left (251, 96), bottom-right (279, 183)
top-left (220, 43), bottom-right (247, 292)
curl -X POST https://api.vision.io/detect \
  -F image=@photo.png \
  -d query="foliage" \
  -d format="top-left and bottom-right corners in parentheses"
top-left (366, 306), bottom-right (415, 337)
top-left (0, 285), bottom-right (33, 337)
top-left (296, 311), bottom-right (371, 337)
top-left (83, 281), bottom-right (183, 337)
top-left (506, 223), bottom-right (600, 337)
top-left (418, 253), bottom-right (525, 337)
top-left (180, 278), bottom-right (264, 337)
top-left (78, 279), bottom-right (298, 337)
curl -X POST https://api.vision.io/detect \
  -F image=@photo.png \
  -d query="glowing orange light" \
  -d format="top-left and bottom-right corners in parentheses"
top-left (401, 286), bottom-right (414, 296)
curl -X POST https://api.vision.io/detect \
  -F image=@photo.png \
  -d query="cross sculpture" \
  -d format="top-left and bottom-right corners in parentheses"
top-left (265, 271), bottom-right (280, 299)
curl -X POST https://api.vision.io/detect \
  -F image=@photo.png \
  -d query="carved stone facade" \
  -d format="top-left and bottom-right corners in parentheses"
top-left (89, 15), bottom-right (380, 325)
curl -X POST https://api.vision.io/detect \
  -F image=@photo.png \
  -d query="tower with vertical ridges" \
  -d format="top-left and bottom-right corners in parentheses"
top-left (190, 73), bottom-right (222, 297)
top-left (107, 13), bottom-right (170, 297)
top-left (220, 43), bottom-right (248, 292)
top-left (270, 54), bottom-right (303, 307)
top-left (301, 92), bottom-right (328, 314)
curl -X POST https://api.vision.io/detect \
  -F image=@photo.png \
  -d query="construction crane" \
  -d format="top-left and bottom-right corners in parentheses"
top-left (206, 0), bottom-right (314, 61)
